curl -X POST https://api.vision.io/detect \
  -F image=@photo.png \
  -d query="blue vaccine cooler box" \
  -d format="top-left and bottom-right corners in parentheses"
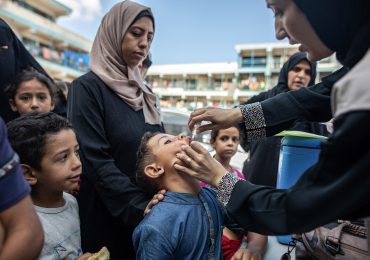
top-left (276, 135), bottom-right (322, 245)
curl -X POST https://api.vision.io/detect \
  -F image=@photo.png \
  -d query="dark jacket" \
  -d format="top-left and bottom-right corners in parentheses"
top-left (67, 72), bottom-right (164, 260)
top-left (228, 111), bottom-right (370, 234)
top-left (226, 0), bottom-right (370, 235)
top-left (242, 66), bottom-right (347, 139)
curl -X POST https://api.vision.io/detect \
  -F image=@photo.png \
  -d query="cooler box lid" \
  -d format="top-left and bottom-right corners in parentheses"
top-left (276, 131), bottom-right (326, 149)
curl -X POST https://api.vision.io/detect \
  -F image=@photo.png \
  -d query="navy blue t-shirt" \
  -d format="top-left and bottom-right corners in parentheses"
top-left (0, 118), bottom-right (30, 212)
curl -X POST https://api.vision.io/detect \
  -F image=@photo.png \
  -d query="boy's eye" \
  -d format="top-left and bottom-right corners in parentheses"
top-left (58, 154), bottom-right (68, 162)
top-left (38, 96), bottom-right (47, 101)
top-left (19, 96), bottom-right (30, 101)
top-left (164, 139), bottom-right (172, 145)
top-left (220, 137), bottom-right (228, 142)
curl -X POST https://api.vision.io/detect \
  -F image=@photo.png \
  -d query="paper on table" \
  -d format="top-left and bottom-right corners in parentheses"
top-left (275, 130), bottom-right (328, 140)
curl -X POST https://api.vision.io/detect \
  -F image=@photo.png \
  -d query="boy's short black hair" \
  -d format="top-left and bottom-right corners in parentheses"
top-left (7, 112), bottom-right (73, 171)
top-left (4, 69), bottom-right (56, 101)
top-left (136, 132), bottom-right (161, 196)
top-left (55, 80), bottom-right (70, 93)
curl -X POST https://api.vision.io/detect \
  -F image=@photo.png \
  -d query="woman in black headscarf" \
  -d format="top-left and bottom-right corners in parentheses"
top-left (0, 18), bottom-right (49, 122)
top-left (175, 0), bottom-right (370, 236)
top-left (241, 52), bottom-right (329, 187)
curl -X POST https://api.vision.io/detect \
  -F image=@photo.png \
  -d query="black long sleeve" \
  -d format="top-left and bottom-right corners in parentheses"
top-left (68, 73), bottom-right (151, 224)
top-left (245, 90), bottom-right (271, 104)
top-left (240, 76), bottom-right (331, 187)
top-left (239, 67), bottom-right (348, 142)
top-left (67, 72), bottom-right (164, 259)
top-left (261, 67), bottom-right (348, 136)
top-left (227, 111), bottom-right (370, 235)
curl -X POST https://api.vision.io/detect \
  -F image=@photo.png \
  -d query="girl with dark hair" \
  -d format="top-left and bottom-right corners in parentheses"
top-left (0, 18), bottom-right (51, 122)
top-left (67, 1), bottom-right (163, 259)
top-left (205, 127), bottom-right (267, 260)
top-left (5, 70), bottom-right (56, 116)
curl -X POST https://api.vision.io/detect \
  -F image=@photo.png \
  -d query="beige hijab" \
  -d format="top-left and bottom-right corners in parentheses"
top-left (90, 0), bottom-right (160, 125)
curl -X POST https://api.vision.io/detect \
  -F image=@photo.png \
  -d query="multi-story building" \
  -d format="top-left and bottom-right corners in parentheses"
top-left (147, 42), bottom-right (340, 110)
top-left (0, 2), bottom-right (340, 110)
top-left (0, 0), bottom-right (92, 82)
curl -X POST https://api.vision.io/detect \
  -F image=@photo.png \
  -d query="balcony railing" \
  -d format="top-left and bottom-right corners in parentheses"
top-left (24, 42), bottom-right (90, 72)
top-left (150, 82), bottom-right (266, 92)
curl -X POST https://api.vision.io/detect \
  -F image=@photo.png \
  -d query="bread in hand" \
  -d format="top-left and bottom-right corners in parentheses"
top-left (87, 246), bottom-right (110, 260)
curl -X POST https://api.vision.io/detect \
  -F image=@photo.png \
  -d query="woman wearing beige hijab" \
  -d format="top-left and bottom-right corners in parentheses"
top-left (67, 1), bottom-right (163, 259)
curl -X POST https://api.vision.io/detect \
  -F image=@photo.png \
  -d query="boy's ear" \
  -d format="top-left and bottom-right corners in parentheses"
top-left (9, 99), bottom-right (18, 112)
top-left (144, 163), bottom-right (165, 179)
top-left (50, 98), bottom-right (55, 111)
top-left (21, 164), bottom-right (37, 186)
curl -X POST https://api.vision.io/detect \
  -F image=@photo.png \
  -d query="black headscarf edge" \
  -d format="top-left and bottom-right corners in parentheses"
top-left (292, 0), bottom-right (370, 68)
top-left (277, 52), bottom-right (316, 89)
top-left (0, 18), bottom-right (51, 122)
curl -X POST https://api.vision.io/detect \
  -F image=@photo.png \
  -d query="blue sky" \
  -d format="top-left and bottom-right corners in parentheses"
top-left (57, 0), bottom-right (282, 65)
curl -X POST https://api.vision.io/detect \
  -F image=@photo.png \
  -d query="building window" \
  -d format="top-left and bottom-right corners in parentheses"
top-left (241, 56), bottom-right (267, 67)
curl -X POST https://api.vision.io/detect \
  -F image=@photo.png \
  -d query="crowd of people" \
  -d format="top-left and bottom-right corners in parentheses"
top-left (1, 0), bottom-right (370, 259)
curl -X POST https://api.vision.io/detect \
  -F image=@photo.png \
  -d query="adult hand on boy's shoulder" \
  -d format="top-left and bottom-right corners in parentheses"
top-left (144, 189), bottom-right (166, 215)
top-left (231, 248), bottom-right (262, 260)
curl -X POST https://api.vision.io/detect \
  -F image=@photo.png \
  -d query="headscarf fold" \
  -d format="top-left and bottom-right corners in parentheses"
top-left (292, 0), bottom-right (370, 117)
top-left (277, 52), bottom-right (316, 87)
top-left (293, 0), bottom-right (370, 68)
top-left (90, 0), bottom-right (160, 125)
top-left (269, 52), bottom-right (316, 97)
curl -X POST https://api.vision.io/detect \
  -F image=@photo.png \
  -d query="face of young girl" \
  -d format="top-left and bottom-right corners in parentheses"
top-left (10, 79), bottom-right (54, 115)
top-left (212, 127), bottom-right (240, 161)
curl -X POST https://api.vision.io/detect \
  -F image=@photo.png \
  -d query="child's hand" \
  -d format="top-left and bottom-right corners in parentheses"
top-left (231, 248), bottom-right (262, 260)
top-left (77, 252), bottom-right (92, 260)
top-left (144, 189), bottom-right (166, 215)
